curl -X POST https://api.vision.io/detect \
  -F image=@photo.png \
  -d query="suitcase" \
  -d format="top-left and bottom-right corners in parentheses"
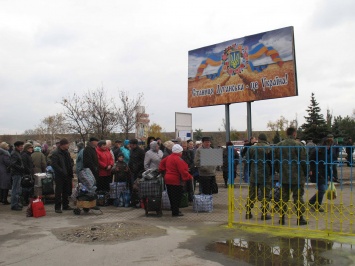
top-left (139, 178), bottom-right (162, 198)
top-left (41, 175), bottom-right (54, 195)
top-left (96, 191), bottom-right (109, 206)
top-left (143, 196), bottom-right (162, 216)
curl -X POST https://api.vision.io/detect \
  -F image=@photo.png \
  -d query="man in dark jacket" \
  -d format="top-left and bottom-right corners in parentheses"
top-left (21, 142), bottom-right (35, 204)
top-left (51, 138), bottom-right (74, 213)
top-left (83, 137), bottom-right (99, 180)
top-left (112, 140), bottom-right (122, 161)
top-left (10, 141), bottom-right (25, 210)
top-left (128, 139), bottom-right (145, 181)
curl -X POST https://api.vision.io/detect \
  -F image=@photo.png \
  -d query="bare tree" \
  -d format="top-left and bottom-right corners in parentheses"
top-left (84, 88), bottom-right (118, 139)
top-left (115, 91), bottom-right (144, 139)
top-left (40, 113), bottom-right (67, 145)
top-left (61, 93), bottom-right (90, 143)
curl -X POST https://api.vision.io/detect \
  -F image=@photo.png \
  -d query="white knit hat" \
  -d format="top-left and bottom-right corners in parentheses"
top-left (172, 144), bottom-right (183, 153)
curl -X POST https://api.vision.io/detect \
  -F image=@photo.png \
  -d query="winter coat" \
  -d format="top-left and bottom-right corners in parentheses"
top-left (181, 149), bottom-right (194, 173)
top-left (159, 153), bottom-right (192, 186)
top-left (222, 147), bottom-right (239, 172)
top-left (31, 150), bottom-right (47, 174)
top-left (51, 148), bottom-right (74, 180)
top-left (275, 136), bottom-right (307, 185)
top-left (83, 143), bottom-right (99, 179)
top-left (129, 147), bottom-right (145, 177)
top-left (194, 146), bottom-right (216, 177)
top-left (22, 151), bottom-right (34, 175)
top-left (10, 150), bottom-right (24, 176)
top-left (120, 146), bottom-right (130, 164)
top-left (0, 148), bottom-right (11, 189)
top-left (96, 147), bottom-right (114, 177)
top-left (76, 148), bottom-right (84, 176)
top-left (113, 160), bottom-right (130, 182)
top-left (144, 142), bottom-right (163, 170)
top-left (247, 141), bottom-right (271, 184)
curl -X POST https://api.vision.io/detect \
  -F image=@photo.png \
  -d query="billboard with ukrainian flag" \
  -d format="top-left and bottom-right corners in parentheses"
top-left (188, 26), bottom-right (297, 108)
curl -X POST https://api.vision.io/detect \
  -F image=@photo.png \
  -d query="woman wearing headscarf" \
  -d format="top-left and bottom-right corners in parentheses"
top-left (31, 144), bottom-right (47, 174)
top-left (159, 144), bottom-right (193, 217)
top-left (0, 142), bottom-right (11, 204)
top-left (144, 141), bottom-right (163, 170)
top-left (162, 140), bottom-right (174, 159)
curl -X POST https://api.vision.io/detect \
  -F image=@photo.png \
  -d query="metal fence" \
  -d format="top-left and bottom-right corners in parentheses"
top-left (227, 145), bottom-right (355, 236)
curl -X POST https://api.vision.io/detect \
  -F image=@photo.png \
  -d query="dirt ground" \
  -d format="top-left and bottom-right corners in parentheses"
top-left (52, 222), bottom-right (166, 244)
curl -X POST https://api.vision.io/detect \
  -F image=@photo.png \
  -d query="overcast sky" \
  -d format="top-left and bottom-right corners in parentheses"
top-left (0, 0), bottom-right (354, 135)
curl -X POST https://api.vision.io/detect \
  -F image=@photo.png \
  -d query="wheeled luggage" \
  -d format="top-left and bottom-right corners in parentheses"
top-left (138, 171), bottom-right (163, 216)
top-left (143, 196), bottom-right (162, 217)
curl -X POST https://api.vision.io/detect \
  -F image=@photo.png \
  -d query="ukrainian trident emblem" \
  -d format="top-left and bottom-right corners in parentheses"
top-left (222, 44), bottom-right (248, 75)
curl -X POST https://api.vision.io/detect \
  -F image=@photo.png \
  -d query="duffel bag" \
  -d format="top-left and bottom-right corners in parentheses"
top-left (193, 194), bottom-right (213, 213)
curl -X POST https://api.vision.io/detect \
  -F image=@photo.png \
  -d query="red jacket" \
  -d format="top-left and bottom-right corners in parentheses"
top-left (159, 153), bottom-right (192, 186)
top-left (96, 147), bottom-right (114, 177)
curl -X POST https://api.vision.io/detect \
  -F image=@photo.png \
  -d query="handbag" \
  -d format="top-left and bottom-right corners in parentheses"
top-left (212, 181), bottom-right (218, 194)
top-left (109, 176), bottom-right (117, 199)
top-left (21, 175), bottom-right (34, 188)
top-left (326, 182), bottom-right (337, 200)
top-left (179, 192), bottom-right (189, 208)
top-left (32, 197), bottom-right (46, 218)
top-left (162, 189), bottom-right (171, 210)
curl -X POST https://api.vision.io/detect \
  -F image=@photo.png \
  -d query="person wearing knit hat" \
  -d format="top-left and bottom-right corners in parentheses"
top-left (59, 138), bottom-right (69, 146)
top-left (10, 141), bottom-right (24, 210)
top-left (172, 144), bottom-right (183, 153)
top-left (144, 141), bottom-right (163, 171)
top-left (0, 142), bottom-right (9, 150)
top-left (23, 142), bottom-right (34, 152)
top-left (21, 143), bottom-right (35, 205)
top-left (51, 136), bottom-right (74, 213)
top-left (31, 143), bottom-right (47, 174)
top-left (159, 143), bottom-right (193, 217)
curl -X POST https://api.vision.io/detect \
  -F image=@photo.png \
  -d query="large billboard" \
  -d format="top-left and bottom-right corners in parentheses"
top-left (188, 26), bottom-right (297, 108)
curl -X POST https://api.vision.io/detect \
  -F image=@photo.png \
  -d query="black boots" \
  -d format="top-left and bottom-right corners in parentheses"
top-left (297, 216), bottom-right (308, 225)
top-left (279, 215), bottom-right (308, 225)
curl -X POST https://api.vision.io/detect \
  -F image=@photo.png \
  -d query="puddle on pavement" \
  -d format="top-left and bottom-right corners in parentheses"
top-left (206, 237), bottom-right (354, 265)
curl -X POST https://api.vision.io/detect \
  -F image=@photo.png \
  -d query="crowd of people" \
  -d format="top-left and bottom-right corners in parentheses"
top-left (0, 136), bottom-right (208, 216)
top-left (0, 131), bottom-right (353, 221)
top-left (243, 129), bottom-right (353, 226)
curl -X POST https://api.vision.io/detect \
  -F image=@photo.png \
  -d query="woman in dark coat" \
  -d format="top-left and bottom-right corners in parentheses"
top-left (0, 142), bottom-right (12, 204)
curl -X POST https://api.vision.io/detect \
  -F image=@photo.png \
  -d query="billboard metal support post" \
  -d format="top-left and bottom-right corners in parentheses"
top-left (247, 102), bottom-right (252, 140)
top-left (225, 104), bottom-right (230, 142)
